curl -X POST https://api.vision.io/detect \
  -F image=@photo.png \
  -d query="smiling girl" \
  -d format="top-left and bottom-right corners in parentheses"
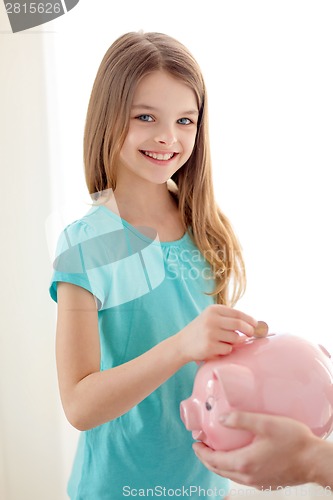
top-left (50, 31), bottom-right (258, 499)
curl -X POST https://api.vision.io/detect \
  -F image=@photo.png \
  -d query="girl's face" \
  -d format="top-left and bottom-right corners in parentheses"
top-left (118, 70), bottom-right (199, 187)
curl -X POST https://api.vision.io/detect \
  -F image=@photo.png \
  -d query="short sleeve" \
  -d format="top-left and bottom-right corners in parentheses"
top-left (49, 207), bottom-right (168, 311)
top-left (49, 219), bottom-right (104, 309)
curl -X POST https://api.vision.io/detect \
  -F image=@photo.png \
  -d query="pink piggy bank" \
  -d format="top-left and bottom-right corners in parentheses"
top-left (180, 333), bottom-right (333, 451)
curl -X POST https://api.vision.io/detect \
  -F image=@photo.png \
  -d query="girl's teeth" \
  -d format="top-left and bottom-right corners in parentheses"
top-left (144, 151), bottom-right (174, 160)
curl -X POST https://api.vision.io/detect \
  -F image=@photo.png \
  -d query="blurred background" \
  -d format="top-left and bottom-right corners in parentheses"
top-left (0, 1), bottom-right (332, 498)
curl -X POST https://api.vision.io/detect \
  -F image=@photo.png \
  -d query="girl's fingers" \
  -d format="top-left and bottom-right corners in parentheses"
top-left (215, 305), bottom-right (258, 330)
top-left (216, 316), bottom-right (256, 337)
top-left (216, 330), bottom-right (245, 345)
top-left (220, 343), bottom-right (233, 355)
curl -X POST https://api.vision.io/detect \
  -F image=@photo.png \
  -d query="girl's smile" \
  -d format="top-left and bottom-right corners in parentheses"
top-left (118, 70), bottom-right (198, 184)
top-left (140, 150), bottom-right (179, 164)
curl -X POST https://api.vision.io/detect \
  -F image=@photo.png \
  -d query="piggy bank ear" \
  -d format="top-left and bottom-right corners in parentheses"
top-left (213, 363), bottom-right (256, 407)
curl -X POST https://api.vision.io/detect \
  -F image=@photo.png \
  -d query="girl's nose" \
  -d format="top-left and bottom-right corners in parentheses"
top-left (154, 126), bottom-right (177, 146)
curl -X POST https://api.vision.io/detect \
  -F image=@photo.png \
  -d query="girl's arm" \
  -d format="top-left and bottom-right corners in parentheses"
top-left (56, 282), bottom-right (257, 431)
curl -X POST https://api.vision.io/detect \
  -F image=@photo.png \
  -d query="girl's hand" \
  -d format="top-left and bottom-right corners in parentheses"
top-left (176, 304), bottom-right (257, 363)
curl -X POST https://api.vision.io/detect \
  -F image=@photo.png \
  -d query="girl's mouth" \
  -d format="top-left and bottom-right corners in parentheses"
top-left (140, 150), bottom-right (178, 161)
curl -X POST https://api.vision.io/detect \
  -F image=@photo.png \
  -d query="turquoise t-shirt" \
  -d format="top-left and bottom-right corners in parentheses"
top-left (49, 204), bottom-right (229, 500)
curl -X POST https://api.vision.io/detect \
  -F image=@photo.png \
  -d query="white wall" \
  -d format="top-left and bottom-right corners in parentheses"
top-left (1, 1), bottom-right (333, 499)
top-left (0, 6), bottom-right (67, 500)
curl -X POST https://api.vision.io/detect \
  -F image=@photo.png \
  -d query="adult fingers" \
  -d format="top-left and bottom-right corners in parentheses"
top-left (219, 411), bottom-right (277, 436)
top-left (192, 442), bottom-right (226, 472)
top-left (192, 442), bottom-right (244, 479)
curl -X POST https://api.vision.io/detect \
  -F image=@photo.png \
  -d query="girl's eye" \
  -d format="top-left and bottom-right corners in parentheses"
top-left (137, 114), bottom-right (154, 122)
top-left (177, 117), bottom-right (192, 125)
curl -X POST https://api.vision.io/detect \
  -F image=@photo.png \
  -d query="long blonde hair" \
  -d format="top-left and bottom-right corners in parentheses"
top-left (84, 31), bottom-right (246, 306)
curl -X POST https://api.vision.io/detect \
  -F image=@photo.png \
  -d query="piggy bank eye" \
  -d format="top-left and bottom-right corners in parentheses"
top-left (205, 397), bottom-right (215, 411)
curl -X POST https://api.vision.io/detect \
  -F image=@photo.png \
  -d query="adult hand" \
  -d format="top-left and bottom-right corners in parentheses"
top-left (193, 411), bottom-right (329, 489)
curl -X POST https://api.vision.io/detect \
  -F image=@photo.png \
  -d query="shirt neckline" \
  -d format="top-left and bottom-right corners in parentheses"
top-left (89, 204), bottom-right (191, 247)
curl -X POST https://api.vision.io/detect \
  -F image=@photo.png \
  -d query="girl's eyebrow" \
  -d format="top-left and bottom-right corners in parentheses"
top-left (132, 104), bottom-right (199, 116)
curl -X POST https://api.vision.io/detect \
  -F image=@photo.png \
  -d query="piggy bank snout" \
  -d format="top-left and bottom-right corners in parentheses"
top-left (180, 398), bottom-right (201, 431)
